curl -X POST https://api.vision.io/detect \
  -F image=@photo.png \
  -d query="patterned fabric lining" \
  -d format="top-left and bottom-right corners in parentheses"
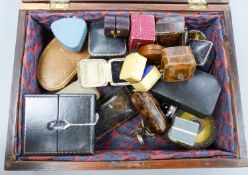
top-left (15, 11), bottom-right (236, 161)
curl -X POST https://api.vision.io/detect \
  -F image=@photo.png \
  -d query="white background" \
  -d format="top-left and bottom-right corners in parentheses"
top-left (0, 0), bottom-right (248, 174)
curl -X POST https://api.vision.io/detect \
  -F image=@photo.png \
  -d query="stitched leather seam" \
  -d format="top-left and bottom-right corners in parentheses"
top-left (24, 95), bottom-right (95, 155)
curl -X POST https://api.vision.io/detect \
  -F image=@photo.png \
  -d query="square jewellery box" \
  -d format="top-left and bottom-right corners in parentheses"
top-left (5, 0), bottom-right (248, 171)
top-left (77, 58), bottom-right (130, 87)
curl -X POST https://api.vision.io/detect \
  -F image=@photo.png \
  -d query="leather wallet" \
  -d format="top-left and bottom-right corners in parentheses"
top-left (89, 19), bottom-right (127, 58)
top-left (151, 70), bottom-right (222, 117)
top-left (23, 94), bottom-right (97, 155)
top-left (96, 87), bottom-right (137, 140)
top-left (37, 38), bottom-right (89, 92)
top-left (77, 58), bottom-right (130, 87)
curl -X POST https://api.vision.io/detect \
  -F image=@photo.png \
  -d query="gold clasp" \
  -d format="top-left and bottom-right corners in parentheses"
top-left (111, 30), bottom-right (121, 37)
top-left (188, 0), bottom-right (207, 10)
top-left (50, 0), bottom-right (70, 10)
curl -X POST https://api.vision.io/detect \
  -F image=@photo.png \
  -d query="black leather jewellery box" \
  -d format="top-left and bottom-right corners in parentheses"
top-left (23, 94), bottom-right (98, 155)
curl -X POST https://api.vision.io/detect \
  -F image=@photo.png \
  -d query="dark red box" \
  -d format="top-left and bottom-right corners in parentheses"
top-left (128, 13), bottom-right (155, 52)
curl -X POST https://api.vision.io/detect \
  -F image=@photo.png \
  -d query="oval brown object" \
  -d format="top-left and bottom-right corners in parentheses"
top-left (131, 91), bottom-right (167, 135)
top-left (138, 44), bottom-right (163, 64)
top-left (37, 38), bottom-right (89, 91)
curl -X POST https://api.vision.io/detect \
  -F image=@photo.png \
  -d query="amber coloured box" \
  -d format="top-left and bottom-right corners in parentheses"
top-left (4, 0), bottom-right (248, 171)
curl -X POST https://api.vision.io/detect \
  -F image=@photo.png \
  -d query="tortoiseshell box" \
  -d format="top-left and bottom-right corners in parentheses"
top-left (5, 0), bottom-right (248, 171)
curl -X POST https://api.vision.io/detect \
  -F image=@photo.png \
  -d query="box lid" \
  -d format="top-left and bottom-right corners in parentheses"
top-left (22, 0), bottom-right (229, 4)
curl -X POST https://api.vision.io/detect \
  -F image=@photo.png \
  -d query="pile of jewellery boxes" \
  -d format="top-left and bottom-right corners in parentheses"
top-left (4, 1), bottom-right (247, 170)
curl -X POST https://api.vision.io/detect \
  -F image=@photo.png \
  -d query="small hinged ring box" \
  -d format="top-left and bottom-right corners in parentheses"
top-left (78, 58), bottom-right (130, 87)
top-left (119, 53), bottom-right (147, 83)
top-left (128, 13), bottom-right (156, 52)
top-left (132, 66), bottom-right (161, 91)
top-left (161, 46), bottom-right (196, 82)
top-left (168, 117), bottom-right (199, 146)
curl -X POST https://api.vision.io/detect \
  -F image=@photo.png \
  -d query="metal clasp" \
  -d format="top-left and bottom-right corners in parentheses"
top-left (47, 114), bottom-right (99, 130)
top-left (131, 119), bottom-right (156, 145)
top-left (188, 0), bottom-right (207, 10)
top-left (50, 0), bottom-right (70, 10)
top-left (111, 30), bottom-right (121, 37)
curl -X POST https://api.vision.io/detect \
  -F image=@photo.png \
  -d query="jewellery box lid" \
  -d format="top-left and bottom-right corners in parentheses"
top-left (23, 94), bottom-right (98, 155)
top-left (22, 0), bottom-right (229, 4)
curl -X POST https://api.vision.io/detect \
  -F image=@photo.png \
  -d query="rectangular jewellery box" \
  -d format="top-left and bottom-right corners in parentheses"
top-left (24, 94), bottom-right (97, 155)
top-left (5, 0), bottom-right (248, 170)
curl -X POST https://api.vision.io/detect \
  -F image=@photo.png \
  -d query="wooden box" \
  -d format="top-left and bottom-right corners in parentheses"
top-left (4, 0), bottom-right (248, 170)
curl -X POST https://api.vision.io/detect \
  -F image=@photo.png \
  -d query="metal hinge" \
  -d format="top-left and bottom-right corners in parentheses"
top-left (188, 0), bottom-right (207, 10)
top-left (50, 0), bottom-right (70, 9)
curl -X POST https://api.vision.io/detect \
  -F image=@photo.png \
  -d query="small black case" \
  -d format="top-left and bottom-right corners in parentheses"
top-left (23, 94), bottom-right (97, 155)
top-left (151, 70), bottom-right (221, 117)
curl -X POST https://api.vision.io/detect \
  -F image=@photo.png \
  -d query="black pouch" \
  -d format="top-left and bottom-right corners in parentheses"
top-left (96, 87), bottom-right (137, 141)
top-left (151, 70), bottom-right (221, 117)
top-left (89, 19), bottom-right (127, 58)
top-left (23, 94), bottom-right (97, 155)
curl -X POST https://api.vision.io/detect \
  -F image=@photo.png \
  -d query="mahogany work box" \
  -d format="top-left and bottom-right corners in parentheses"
top-left (5, 0), bottom-right (248, 171)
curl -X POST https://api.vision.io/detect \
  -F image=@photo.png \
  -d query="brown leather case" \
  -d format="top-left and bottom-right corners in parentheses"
top-left (161, 46), bottom-right (196, 82)
top-left (37, 38), bottom-right (89, 91)
top-left (96, 87), bottom-right (137, 140)
top-left (138, 44), bottom-right (163, 64)
top-left (156, 16), bottom-right (186, 47)
top-left (131, 92), bottom-right (167, 135)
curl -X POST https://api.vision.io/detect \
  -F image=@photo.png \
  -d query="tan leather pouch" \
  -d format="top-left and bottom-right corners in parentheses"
top-left (37, 38), bottom-right (89, 91)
